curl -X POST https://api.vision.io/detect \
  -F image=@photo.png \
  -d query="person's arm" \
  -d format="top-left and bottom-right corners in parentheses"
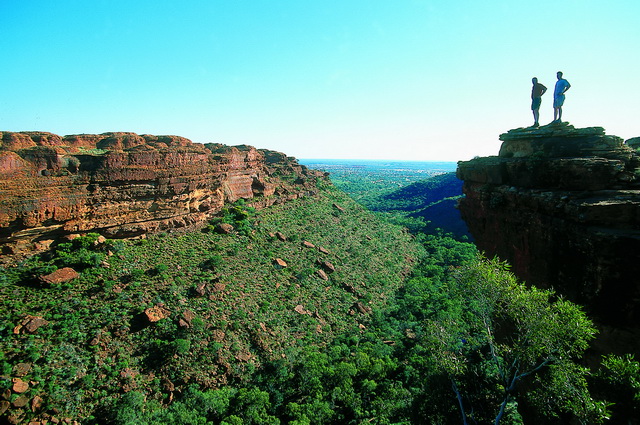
top-left (563, 81), bottom-right (571, 93)
top-left (541, 84), bottom-right (547, 95)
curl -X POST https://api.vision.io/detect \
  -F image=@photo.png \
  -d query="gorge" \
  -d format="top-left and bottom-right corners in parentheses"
top-left (2, 127), bottom-right (639, 423)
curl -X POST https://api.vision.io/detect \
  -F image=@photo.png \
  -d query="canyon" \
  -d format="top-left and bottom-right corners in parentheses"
top-left (3, 126), bottom-right (639, 330)
top-left (0, 131), bottom-right (324, 263)
top-left (457, 123), bottom-right (640, 332)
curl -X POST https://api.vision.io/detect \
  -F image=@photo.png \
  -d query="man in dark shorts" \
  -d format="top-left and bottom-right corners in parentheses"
top-left (531, 77), bottom-right (547, 127)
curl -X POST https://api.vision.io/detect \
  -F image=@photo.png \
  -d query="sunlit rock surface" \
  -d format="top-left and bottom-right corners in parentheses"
top-left (0, 131), bottom-right (324, 262)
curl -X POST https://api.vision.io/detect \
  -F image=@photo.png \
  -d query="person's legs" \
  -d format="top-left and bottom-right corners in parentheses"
top-left (532, 98), bottom-right (541, 126)
top-left (553, 95), bottom-right (564, 122)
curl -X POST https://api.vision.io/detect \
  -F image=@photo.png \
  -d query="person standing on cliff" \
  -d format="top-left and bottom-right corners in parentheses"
top-left (553, 71), bottom-right (571, 123)
top-left (531, 77), bottom-right (547, 127)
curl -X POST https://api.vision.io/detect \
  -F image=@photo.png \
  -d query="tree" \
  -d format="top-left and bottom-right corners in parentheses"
top-left (422, 256), bottom-right (608, 424)
top-left (592, 354), bottom-right (640, 422)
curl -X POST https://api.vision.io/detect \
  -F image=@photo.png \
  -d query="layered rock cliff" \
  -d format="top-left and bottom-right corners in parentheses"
top-left (0, 131), bottom-right (324, 262)
top-left (457, 123), bottom-right (640, 327)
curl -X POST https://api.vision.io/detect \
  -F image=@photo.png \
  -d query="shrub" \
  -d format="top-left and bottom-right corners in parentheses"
top-left (201, 254), bottom-right (223, 270)
top-left (53, 233), bottom-right (106, 269)
top-left (154, 263), bottom-right (169, 275)
top-left (173, 339), bottom-right (191, 355)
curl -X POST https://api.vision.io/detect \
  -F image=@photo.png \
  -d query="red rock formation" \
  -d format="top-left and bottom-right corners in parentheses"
top-left (1, 132), bottom-right (37, 150)
top-left (0, 131), bottom-right (325, 262)
top-left (457, 123), bottom-right (640, 326)
top-left (13, 315), bottom-right (49, 335)
top-left (145, 304), bottom-right (171, 323)
top-left (39, 267), bottom-right (79, 285)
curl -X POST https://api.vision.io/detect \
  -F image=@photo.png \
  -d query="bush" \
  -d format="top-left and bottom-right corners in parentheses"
top-left (173, 339), bottom-right (191, 355)
top-left (201, 254), bottom-right (223, 270)
top-left (53, 233), bottom-right (106, 269)
top-left (154, 263), bottom-right (169, 276)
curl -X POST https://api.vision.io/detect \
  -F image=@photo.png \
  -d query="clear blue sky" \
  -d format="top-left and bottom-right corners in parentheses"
top-left (1, 0), bottom-right (638, 161)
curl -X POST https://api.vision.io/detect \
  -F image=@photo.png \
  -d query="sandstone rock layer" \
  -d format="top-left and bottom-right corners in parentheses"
top-left (0, 131), bottom-right (324, 262)
top-left (457, 123), bottom-right (640, 325)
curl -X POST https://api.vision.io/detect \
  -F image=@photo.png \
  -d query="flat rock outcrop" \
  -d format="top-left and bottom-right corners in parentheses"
top-left (457, 123), bottom-right (640, 326)
top-left (0, 131), bottom-right (325, 262)
top-left (39, 267), bottom-right (79, 285)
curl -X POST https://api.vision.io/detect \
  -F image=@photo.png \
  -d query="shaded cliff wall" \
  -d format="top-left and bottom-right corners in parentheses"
top-left (0, 131), bottom-right (324, 261)
top-left (457, 124), bottom-right (640, 326)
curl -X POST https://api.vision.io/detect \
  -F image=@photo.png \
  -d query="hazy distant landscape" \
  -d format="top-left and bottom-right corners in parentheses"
top-left (299, 159), bottom-right (457, 194)
top-left (300, 159), bottom-right (470, 239)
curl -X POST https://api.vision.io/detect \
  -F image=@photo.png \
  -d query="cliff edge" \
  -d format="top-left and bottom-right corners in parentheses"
top-left (0, 131), bottom-right (324, 263)
top-left (457, 123), bottom-right (640, 327)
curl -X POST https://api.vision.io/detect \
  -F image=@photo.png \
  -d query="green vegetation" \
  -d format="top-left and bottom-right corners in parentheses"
top-left (77, 147), bottom-right (109, 155)
top-left (302, 160), bottom-right (468, 239)
top-left (0, 185), bottom-right (422, 423)
top-left (369, 174), bottom-right (470, 239)
top-left (298, 160), bottom-right (455, 207)
top-left (0, 178), bottom-right (635, 423)
top-left (593, 354), bottom-right (640, 422)
top-left (417, 257), bottom-right (605, 424)
top-left (211, 199), bottom-right (257, 236)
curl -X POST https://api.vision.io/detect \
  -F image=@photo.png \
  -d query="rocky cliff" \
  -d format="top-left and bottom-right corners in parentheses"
top-left (457, 123), bottom-right (640, 327)
top-left (0, 131), bottom-right (324, 262)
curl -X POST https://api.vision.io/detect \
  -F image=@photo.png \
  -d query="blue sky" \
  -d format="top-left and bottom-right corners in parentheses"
top-left (1, 0), bottom-right (638, 161)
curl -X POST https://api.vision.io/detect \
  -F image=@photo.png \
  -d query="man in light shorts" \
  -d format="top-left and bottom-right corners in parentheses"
top-left (553, 71), bottom-right (571, 123)
top-left (531, 77), bottom-right (547, 127)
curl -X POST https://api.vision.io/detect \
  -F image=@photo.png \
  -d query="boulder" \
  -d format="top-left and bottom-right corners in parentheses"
top-left (497, 123), bottom-right (627, 159)
top-left (144, 304), bottom-right (171, 323)
top-left (31, 395), bottom-right (44, 412)
top-left (179, 310), bottom-right (196, 328)
top-left (39, 267), bottom-right (79, 285)
top-left (316, 269), bottom-right (329, 281)
top-left (273, 258), bottom-right (288, 268)
top-left (294, 304), bottom-right (310, 315)
top-left (235, 351), bottom-right (252, 362)
top-left (317, 260), bottom-right (335, 273)
top-left (11, 395), bottom-right (28, 408)
top-left (14, 316), bottom-right (48, 334)
top-left (215, 223), bottom-right (234, 234)
top-left (354, 301), bottom-right (372, 314)
top-left (317, 246), bottom-right (330, 254)
top-left (13, 363), bottom-right (31, 377)
top-left (12, 378), bottom-right (29, 393)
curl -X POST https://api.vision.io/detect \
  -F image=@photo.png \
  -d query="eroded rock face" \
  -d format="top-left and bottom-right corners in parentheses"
top-left (0, 131), bottom-right (325, 262)
top-left (457, 123), bottom-right (640, 326)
